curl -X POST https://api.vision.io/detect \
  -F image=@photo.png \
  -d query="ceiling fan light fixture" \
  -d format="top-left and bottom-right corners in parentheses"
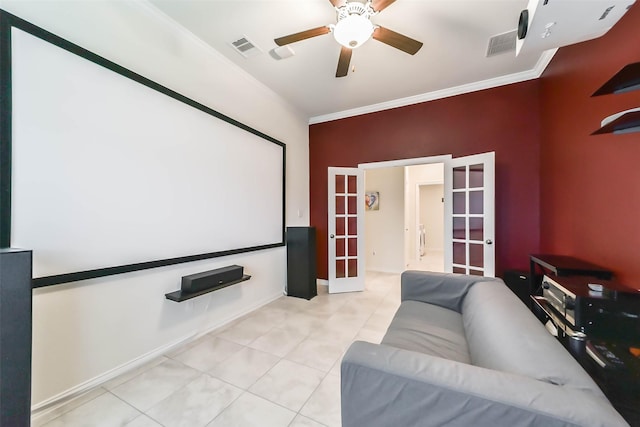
top-left (333, 14), bottom-right (374, 48)
top-left (273, 0), bottom-right (422, 78)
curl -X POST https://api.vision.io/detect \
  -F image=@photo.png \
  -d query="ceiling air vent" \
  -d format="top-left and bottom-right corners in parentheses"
top-left (229, 36), bottom-right (262, 58)
top-left (486, 30), bottom-right (517, 57)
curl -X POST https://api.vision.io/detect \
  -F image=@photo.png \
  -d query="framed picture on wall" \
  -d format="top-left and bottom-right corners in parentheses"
top-left (365, 192), bottom-right (379, 211)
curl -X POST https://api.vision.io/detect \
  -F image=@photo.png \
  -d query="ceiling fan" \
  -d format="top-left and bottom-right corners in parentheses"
top-left (274, 0), bottom-right (423, 78)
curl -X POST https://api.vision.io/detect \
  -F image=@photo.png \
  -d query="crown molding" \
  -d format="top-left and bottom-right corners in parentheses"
top-left (309, 49), bottom-right (558, 125)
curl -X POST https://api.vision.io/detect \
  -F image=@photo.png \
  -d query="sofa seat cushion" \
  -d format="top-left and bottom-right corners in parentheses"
top-left (382, 300), bottom-right (471, 364)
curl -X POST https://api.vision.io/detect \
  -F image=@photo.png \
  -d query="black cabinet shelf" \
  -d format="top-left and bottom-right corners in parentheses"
top-left (592, 62), bottom-right (640, 96)
top-left (529, 254), bottom-right (613, 279)
top-left (165, 275), bottom-right (251, 302)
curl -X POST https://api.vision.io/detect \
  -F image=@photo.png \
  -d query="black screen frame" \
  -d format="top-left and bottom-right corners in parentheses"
top-left (0, 10), bottom-right (286, 288)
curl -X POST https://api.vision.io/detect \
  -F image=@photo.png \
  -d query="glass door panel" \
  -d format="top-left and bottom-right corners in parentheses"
top-left (328, 167), bottom-right (365, 293)
top-left (445, 153), bottom-right (495, 277)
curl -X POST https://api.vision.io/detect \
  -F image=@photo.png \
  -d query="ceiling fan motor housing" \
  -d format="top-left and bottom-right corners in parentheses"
top-left (333, 1), bottom-right (376, 48)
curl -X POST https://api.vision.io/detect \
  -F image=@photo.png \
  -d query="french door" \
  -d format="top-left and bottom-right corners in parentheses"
top-left (326, 153), bottom-right (495, 289)
top-left (444, 152), bottom-right (495, 277)
top-left (327, 167), bottom-right (365, 293)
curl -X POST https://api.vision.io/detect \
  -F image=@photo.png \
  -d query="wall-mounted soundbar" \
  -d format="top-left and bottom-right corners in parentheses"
top-left (165, 265), bottom-right (249, 302)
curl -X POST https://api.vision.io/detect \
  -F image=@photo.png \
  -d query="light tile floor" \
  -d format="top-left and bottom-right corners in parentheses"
top-left (35, 271), bottom-right (402, 427)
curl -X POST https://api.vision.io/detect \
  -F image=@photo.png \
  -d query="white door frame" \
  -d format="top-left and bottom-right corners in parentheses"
top-left (358, 155), bottom-right (452, 170)
top-left (357, 153), bottom-right (495, 277)
top-left (359, 155), bottom-right (452, 272)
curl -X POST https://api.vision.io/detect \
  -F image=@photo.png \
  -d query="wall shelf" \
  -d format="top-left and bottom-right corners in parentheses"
top-left (592, 62), bottom-right (640, 96)
top-left (165, 275), bottom-right (251, 302)
top-left (592, 109), bottom-right (640, 135)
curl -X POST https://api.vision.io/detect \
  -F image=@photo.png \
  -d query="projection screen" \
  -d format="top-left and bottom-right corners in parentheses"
top-left (0, 12), bottom-right (286, 287)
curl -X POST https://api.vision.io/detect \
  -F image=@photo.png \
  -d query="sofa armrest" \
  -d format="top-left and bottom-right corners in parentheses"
top-left (341, 341), bottom-right (629, 427)
top-left (401, 271), bottom-right (500, 312)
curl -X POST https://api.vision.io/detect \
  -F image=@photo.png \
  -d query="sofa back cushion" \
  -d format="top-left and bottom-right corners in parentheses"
top-left (461, 281), bottom-right (604, 397)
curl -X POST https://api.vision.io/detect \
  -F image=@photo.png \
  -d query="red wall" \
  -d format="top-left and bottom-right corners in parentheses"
top-left (539, 5), bottom-right (640, 290)
top-left (309, 81), bottom-right (542, 279)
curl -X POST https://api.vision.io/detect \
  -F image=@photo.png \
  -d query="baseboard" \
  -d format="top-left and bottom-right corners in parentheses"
top-left (30, 291), bottom-right (283, 421)
top-left (316, 279), bottom-right (328, 287)
top-left (30, 334), bottom-right (195, 423)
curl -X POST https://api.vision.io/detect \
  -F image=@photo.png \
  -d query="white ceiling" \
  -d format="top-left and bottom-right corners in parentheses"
top-left (148, 0), bottom-right (553, 122)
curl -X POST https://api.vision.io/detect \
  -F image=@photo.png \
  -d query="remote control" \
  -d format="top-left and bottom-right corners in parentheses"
top-left (586, 341), bottom-right (625, 369)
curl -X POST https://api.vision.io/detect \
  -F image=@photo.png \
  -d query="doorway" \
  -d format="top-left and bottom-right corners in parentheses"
top-left (406, 168), bottom-right (445, 272)
top-left (360, 156), bottom-right (449, 275)
top-left (362, 162), bottom-right (445, 274)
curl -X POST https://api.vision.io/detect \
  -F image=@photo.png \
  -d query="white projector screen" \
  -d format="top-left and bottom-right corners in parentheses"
top-left (2, 18), bottom-right (285, 287)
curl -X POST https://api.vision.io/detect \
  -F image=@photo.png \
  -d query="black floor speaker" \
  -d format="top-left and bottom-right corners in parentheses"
top-left (0, 249), bottom-right (32, 427)
top-left (286, 227), bottom-right (317, 300)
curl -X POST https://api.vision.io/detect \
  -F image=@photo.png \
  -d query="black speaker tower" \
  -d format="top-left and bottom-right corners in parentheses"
top-left (286, 227), bottom-right (317, 300)
top-left (0, 248), bottom-right (32, 427)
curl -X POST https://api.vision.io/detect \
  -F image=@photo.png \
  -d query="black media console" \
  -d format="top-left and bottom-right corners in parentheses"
top-left (529, 254), bottom-right (640, 426)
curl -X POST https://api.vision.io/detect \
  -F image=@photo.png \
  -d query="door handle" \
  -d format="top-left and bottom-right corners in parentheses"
top-left (485, 239), bottom-right (493, 245)
top-left (330, 234), bottom-right (335, 239)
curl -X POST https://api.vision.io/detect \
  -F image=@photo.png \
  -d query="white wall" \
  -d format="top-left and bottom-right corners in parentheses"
top-left (419, 184), bottom-right (445, 251)
top-left (0, 0), bottom-right (309, 410)
top-left (405, 163), bottom-right (444, 263)
top-left (364, 167), bottom-right (404, 273)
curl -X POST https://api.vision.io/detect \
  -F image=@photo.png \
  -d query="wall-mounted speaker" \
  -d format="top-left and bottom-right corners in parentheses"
top-left (181, 265), bottom-right (244, 293)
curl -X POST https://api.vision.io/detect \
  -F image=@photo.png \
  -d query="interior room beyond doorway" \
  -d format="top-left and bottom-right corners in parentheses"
top-left (364, 162), bottom-right (445, 274)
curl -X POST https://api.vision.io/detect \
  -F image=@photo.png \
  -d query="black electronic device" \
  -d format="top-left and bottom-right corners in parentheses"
top-left (529, 254), bottom-right (614, 304)
top-left (503, 270), bottom-right (541, 306)
top-left (518, 9), bottom-right (529, 39)
top-left (181, 265), bottom-right (244, 293)
top-left (539, 275), bottom-right (640, 343)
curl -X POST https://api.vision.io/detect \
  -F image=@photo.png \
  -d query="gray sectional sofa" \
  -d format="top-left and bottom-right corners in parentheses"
top-left (341, 271), bottom-right (629, 427)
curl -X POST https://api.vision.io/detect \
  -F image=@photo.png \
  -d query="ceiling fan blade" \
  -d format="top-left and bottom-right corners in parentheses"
top-left (328, 0), bottom-right (347, 7)
top-left (336, 46), bottom-right (352, 78)
top-left (274, 26), bottom-right (331, 46)
top-left (371, 0), bottom-right (397, 12)
top-left (373, 26), bottom-right (423, 55)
